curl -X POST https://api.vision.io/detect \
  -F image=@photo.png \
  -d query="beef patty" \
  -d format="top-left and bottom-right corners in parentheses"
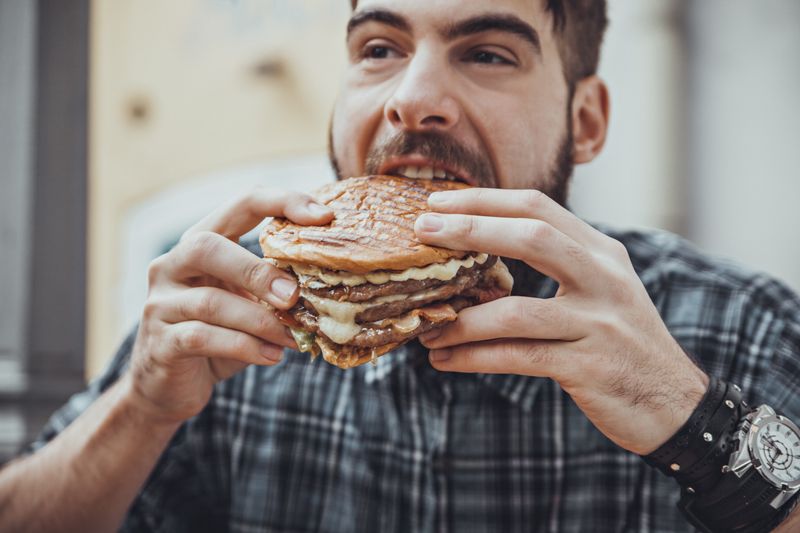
top-left (285, 298), bottom-right (466, 347)
top-left (284, 279), bottom-right (506, 348)
top-left (297, 255), bottom-right (496, 324)
top-left (300, 255), bottom-right (497, 303)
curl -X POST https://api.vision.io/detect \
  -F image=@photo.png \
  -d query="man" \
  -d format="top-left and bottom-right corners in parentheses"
top-left (2, 0), bottom-right (799, 531)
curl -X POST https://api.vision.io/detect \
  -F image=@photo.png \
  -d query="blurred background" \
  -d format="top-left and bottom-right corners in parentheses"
top-left (1, 0), bottom-right (798, 460)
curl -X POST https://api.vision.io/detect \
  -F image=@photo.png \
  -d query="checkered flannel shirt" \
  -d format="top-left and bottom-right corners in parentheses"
top-left (26, 227), bottom-right (800, 532)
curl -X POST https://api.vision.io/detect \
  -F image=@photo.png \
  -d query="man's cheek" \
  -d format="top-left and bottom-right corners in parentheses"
top-left (337, 108), bottom-right (380, 176)
top-left (330, 106), bottom-right (357, 176)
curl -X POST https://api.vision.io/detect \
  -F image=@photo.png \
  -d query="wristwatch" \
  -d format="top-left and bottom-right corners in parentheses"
top-left (681, 405), bottom-right (800, 531)
top-left (726, 405), bottom-right (800, 508)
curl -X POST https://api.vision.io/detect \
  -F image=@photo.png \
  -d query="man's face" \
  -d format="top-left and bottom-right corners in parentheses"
top-left (330, 0), bottom-right (575, 202)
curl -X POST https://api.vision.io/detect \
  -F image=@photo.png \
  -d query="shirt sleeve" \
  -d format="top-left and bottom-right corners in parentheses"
top-left (21, 327), bottom-right (229, 532)
top-left (121, 417), bottom-right (228, 533)
top-left (22, 328), bottom-right (137, 455)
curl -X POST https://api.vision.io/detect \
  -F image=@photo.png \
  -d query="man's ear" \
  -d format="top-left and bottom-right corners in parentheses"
top-left (571, 75), bottom-right (610, 164)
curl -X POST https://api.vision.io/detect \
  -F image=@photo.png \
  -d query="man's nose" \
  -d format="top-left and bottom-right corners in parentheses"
top-left (384, 51), bottom-right (460, 132)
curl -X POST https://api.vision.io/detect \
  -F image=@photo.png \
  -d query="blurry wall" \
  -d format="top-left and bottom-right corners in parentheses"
top-left (686, 1), bottom-right (800, 294)
top-left (571, 0), bottom-right (686, 233)
top-left (87, 0), bottom-right (800, 378)
top-left (0, 0), bottom-right (37, 458)
top-left (1, 0), bottom-right (36, 386)
top-left (1, 0), bottom-right (89, 459)
top-left (572, 0), bottom-right (800, 293)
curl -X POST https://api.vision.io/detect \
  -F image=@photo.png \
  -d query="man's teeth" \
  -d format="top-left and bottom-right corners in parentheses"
top-left (397, 166), bottom-right (458, 181)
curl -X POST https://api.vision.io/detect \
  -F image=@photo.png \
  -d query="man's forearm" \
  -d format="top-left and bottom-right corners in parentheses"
top-left (0, 373), bottom-right (180, 533)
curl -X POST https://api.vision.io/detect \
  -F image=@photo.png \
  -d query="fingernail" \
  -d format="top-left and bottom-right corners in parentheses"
top-left (261, 344), bottom-right (284, 362)
top-left (270, 277), bottom-right (297, 302)
top-left (418, 214), bottom-right (444, 232)
top-left (307, 201), bottom-right (332, 218)
top-left (428, 192), bottom-right (447, 206)
top-left (419, 328), bottom-right (442, 345)
top-left (429, 349), bottom-right (452, 363)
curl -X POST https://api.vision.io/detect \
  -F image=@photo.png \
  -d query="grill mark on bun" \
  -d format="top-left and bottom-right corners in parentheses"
top-left (260, 176), bottom-right (471, 273)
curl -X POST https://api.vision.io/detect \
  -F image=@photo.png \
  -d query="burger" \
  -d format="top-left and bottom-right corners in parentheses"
top-left (259, 175), bottom-right (513, 369)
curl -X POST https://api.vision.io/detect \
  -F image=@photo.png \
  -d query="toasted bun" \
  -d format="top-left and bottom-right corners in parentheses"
top-left (315, 337), bottom-right (402, 370)
top-left (260, 175), bottom-right (471, 273)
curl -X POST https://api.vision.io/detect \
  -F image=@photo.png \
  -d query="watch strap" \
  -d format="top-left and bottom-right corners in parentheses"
top-left (687, 468), bottom-right (781, 530)
top-left (741, 490), bottom-right (800, 533)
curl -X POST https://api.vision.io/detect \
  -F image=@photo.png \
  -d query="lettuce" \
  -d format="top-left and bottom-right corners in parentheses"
top-left (289, 328), bottom-right (320, 358)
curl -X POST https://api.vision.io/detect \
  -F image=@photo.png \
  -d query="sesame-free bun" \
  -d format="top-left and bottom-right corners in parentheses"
top-left (260, 175), bottom-right (471, 273)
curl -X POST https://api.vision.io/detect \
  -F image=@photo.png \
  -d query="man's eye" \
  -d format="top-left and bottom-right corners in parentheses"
top-left (467, 50), bottom-right (514, 66)
top-left (363, 45), bottom-right (399, 60)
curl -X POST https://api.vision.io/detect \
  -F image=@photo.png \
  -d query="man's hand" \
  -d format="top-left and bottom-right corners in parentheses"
top-left (128, 187), bottom-right (333, 425)
top-left (415, 188), bottom-right (708, 454)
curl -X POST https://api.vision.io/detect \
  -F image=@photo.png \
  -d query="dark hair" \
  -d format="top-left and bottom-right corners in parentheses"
top-left (349, 0), bottom-right (608, 88)
top-left (546, 0), bottom-right (608, 87)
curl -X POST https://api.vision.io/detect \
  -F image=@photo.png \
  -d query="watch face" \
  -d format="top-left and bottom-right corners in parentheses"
top-left (752, 415), bottom-right (800, 486)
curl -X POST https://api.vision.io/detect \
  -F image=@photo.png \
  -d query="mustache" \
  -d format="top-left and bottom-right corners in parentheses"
top-left (364, 131), bottom-right (495, 187)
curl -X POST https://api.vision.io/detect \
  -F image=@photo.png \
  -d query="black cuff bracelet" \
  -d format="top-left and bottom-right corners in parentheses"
top-left (675, 386), bottom-right (746, 492)
top-left (643, 377), bottom-right (744, 490)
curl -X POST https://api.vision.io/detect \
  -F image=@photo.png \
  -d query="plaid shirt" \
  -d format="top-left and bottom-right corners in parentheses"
top-left (27, 227), bottom-right (800, 532)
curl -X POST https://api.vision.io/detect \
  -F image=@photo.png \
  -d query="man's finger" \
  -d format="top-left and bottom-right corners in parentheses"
top-left (165, 321), bottom-right (285, 365)
top-left (419, 297), bottom-right (583, 349)
top-left (427, 188), bottom-right (604, 249)
top-left (163, 231), bottom-right (299, 308)
top-left (415, 213), bottom-right (592, 286)
top-left (186, 187), bottom-right (333, 240)
top-left (152, 287), bottom-right (296, 349)
top-left (428, 338), bottom-right (568, 380)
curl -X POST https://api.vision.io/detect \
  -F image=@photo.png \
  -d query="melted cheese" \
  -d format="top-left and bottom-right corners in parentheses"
top-left (288, 253), bottom-right (488, 287)
top-left (301, 287), bottom-right (444, 344)
top-left (317, 316), bottom-right (362, 345)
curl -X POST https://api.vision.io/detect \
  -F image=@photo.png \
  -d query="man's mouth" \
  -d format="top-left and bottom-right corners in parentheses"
top-left (380, 160), bottom-right (473, 185)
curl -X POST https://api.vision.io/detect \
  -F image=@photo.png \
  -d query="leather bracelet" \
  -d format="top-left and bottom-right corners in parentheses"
top-left (645, 377), bottom-right (745, 482)
top-left (672, 383), bottom-right (739, 479)
top-left (675, 385), bottom-right (744, 491)
top-left (676, 415), bottom-right (737, 493)
top-left (682, 434), bottom-right (734, 493)
top-left (645, 376), bottom-right (725, 473)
